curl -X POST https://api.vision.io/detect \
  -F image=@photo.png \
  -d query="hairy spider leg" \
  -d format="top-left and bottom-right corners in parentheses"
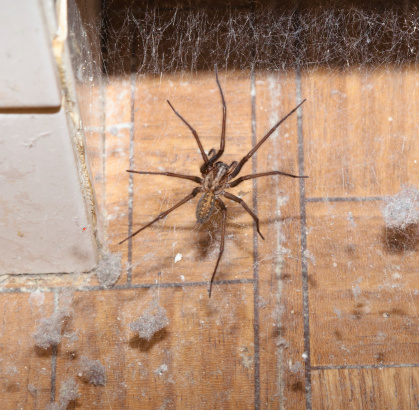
top-left (229, 99), bottom-right (307, 179)
top-left (167, 100), bottom-right (209, 165)
top-left (223, 191), bottom-right (265, 240)
top-left (126, 169), bottom-right (202, 184)
top-left (209, 198), bottom-right (227, 297)
top-left (207, 64), bottom-right (226, 166)
top-left (228, 170), bottom-right (308, 188)
top-left (119, 187), bottom-right (202, 245)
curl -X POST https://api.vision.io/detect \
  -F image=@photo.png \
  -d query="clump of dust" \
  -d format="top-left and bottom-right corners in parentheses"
top-left (129, 300), bottom-right (169, 341)
top-left (29, 290), bottom-right (45, 309)
top-left (381, 185), bottom-right (419, 229)
top-left (33, 291), bottom-right (74, 350)
top-left (47, 379), bottom-right (79, 410)
top-left (28, 384), bottom-right (38, 397)
top-left (95, 251), bottom-right (122, 287)
top-left (78, 356), bottom-right (107, 386)
top-left (303, 249), bottom-right (316, 266)
top-left (239, 346), bottom-right (254, 369)
top-left (154, 364), bottom-right (168, 376)
top-left (290, 361), bottom-right (304, 375)
top-left (4, 365), bottom-right (18, 376)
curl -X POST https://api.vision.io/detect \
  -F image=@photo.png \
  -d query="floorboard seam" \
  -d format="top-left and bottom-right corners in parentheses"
top-left (296, 67), bottom-right (312, 409)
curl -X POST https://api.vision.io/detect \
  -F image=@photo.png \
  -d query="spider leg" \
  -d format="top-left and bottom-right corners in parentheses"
top-left (227, 170), bottom-right (308, 188)
top-left (209, 198), bottom-right (227, 297)
top-left (167, 100), bottom-right (209, 165)
top-left (208, 64), bottom-right (226, 165)
top-left (127, 170), bottom-right (202, 184)
top-left (223, 191), bottom-right (265, 240)
top-left (207, 148), bottom-right (216, 158)
top-left (229, 99), bottom-right (306, 179)
top-left (119, 187), bottom-right (202, 245)
top-left (229, 161), bottom-right (238, 170)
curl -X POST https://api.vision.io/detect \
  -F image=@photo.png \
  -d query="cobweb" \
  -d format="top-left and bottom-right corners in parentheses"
top-left (100, 3), bottom-right (419, 75)
top-left (64, 0), bottom-right (419, 406)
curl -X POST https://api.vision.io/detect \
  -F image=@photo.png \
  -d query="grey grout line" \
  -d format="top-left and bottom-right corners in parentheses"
top-left (250, 64), bottom-right (261, 410)
top-left (249, 2), bottom-right (261, 406)
top-left (101, 74), bottom-right (107, 218)
top-left (127, 42), bottom-right (137, 285)
top-left (296, 68), bottom-right (312, 409)
top-left (0, 278), bottom-right (255, 295)
top-left (311, 363), bottom-right (419, 371)
top-left (84, 123), bottom-right (134, 133)
top-left (50, 291), bottom-right (59, 403)
top-left (50, 346), bottom-right (58, 403)
top-left (306, 196), bottom-right (385, 203)
top-left (272, 73), bottom-right (286, 409)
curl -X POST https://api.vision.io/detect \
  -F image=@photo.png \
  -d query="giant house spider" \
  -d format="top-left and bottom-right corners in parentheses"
top-left (120, 66), bottom-right (307, 296)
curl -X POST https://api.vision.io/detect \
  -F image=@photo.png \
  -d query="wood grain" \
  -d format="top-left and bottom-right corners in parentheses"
top-left (0, 293), bottom-right (54, 409)
top-left (1, 65), bottom-right (418, 408)
top-left (303, 68), bottom-right (419, 198)
top-left (255, 71), bottom-right (307, 408)
top-left (54, 285), bottom-right (255, 408)
top-left (307, 200), bottom-right (419, 367)
top-left (312, 367), bottom-right (419, 410)
top-left (130, 72), bottom-right (254, 286)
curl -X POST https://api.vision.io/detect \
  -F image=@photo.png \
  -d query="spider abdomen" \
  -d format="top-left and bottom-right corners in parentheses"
top-left (196, 192), bottom-right (215, 223)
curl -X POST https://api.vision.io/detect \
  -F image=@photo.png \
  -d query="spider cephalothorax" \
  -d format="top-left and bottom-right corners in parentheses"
top-left (120, 66), bottom-right (307, 296)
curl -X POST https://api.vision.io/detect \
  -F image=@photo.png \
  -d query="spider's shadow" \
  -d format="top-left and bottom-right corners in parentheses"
top-left (138, 201), bottom-right (302, 273)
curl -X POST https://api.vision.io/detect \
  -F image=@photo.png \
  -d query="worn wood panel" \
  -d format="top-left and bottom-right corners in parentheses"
top-left (130, 72), bottom-right (255, 286)
top-left (105, 78), bottom-right (132, 250)
top-left (255, 71), bottom-right (307, 408)
top-left (54, 285), bottom-right (255, 408)
top-left (0, 292), bottom-right (54, 409)
top-left (312, 367), bottom-right (419, 410)
top-left (303, 67), bottom-right (419, 198)
top-left (307, 200), bottom-right (419, 367)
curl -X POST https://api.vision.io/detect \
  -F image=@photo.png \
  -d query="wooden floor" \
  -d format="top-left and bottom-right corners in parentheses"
top-left (1, 67), bottom-right (418, 409)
